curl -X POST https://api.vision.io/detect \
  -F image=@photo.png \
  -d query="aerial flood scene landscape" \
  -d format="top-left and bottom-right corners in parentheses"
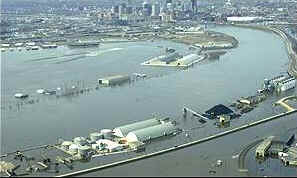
top-left (1, 0), bottom-right (297, 177)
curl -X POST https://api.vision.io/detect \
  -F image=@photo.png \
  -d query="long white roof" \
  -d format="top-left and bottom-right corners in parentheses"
top-left (227, 16), bottom-right (261, 22)
top-left (113, 118), bottom-right (161, 138)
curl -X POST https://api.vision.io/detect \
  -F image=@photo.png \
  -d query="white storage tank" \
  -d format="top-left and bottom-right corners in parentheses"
top-left (90, 132), bottom-right (104, 142)
top-left (91, 143), bottom-right (101, 150)
top-left (61, 141), bottom-right (72, 150)
top-left (69, 144), bottom-right (79, 154)
top-left (78, 145), bottom-right (91, 157)
top-left (73, 137), bottom-right (87, 146)
top-left (100, 129), bottom-right (113, 139)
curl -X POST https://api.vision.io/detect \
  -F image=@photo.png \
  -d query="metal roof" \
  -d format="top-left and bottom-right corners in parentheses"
top-left (126, 122), bottom-right (176, 142)
top-left (179, 53), bottom-right (199, 64)
top-left (99, 75), bottom-right (130, 81)
top-left (113, 118), bottom-right (161, 138)
top-left (205, 104), bottom-right (234, 117)
top-left (159, 52), bottom-right (182, 62)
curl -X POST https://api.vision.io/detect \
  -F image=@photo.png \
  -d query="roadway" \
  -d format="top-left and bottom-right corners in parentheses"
top-left (56, 108), bottom-right (297, 177)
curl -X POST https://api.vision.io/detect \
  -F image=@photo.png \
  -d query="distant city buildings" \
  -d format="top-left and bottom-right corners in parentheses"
top-left (1, 0), bottom-right (297, 43)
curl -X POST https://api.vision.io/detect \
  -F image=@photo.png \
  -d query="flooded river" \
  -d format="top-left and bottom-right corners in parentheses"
top-left (1, 26), bottom-right (297, 176)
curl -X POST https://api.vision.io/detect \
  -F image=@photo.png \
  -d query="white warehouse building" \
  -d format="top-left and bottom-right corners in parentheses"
top-left (277, 77), bottom-right (296, 92)
top-left (98, 75), bottom-right (130, 86)
top-left (126, 122), bottom-right (177, 142)
top-left (113, 118), bottom-right (162, 138)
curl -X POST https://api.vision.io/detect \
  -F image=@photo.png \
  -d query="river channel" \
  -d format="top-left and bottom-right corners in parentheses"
top-left (1, 26), bottom-right (297, 176)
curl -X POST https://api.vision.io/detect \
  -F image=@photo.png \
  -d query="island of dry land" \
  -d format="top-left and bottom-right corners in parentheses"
top-left (141, 29), bottom-right (238, 68)
top-left (160, 30), bottom-right (238, 50)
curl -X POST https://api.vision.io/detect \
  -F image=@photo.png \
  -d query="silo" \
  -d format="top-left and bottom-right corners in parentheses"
top-left (61, 141), bottom-right (72, 150)
top-left (74, 137), bottom-right (87, 146)
top-left (89, 132), bottom-right (104, 142)
top-left (100, 129), bottom-right (113, 139)
top-left (69, 144), bottom-right (79, 154)
top-left (78, 145), bottom-right (91, 157)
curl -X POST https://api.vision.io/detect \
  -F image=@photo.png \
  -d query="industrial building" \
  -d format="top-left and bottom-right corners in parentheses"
top-left (203, 104), bottom-right (234, 119)
top-left (255, 136), bottom-right (274, 158)
top-left (177, 53), bottom-right (200, 65)
top-left (89, 132), bottom-right (104, 142)
top-left (95, 139), bottom-right (125, 152)
top-left (125, 122), bottom-right (177, 142)
top-left (261, 75), bottom-right (296, 93)
top-left (226, 16), bottom-right (263, 23)
top-left (218, 115), bottom-right (231, 124)
top-left (113, 118), bottom-right (162, 138)
top-left (269, 140), bottom-right (285, 156)
top-left (98, 75), bottom-right (130, 86)
top-left (277, 77), bottom-right (296, 92)
top-left (281, 147), bottom-right (297, 166)
top-left (158, 52), bottom-right (182, 64)
top-left (56, 117), bottom-right (179, 162)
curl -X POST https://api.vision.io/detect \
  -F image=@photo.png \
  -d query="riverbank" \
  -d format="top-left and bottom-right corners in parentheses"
top-left (159, 30), bottom-right (239, 50)
top-left (230, 24), bottom-right (297, 78)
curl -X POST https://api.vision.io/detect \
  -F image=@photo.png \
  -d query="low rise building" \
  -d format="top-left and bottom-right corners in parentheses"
top-left (113, 117), bottom-right (161, 138)
top-left (98, 75), bottom-right (130, 86)
top-left (126, 122), bottom-right (177, 142)
top-left (255, 136), bottom-right (274, 158)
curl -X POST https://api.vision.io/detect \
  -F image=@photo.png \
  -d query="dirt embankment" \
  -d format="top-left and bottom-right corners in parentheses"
top-left (159, 31), bottom-right (239, 49)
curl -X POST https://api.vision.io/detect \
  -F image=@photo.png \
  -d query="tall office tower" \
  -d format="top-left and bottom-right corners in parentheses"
top-left (191, 0), bottom-right (198, 14)
top-left (151, 3), bottom-right (160, 16)
top-left (160, 1), bottom-right (167, 13)
top-left (112, 5), bottom-right (119, 14)
top-left (143, 1), bottom-right (152, 16)
top-left (127, 0), bottom-right (132, 6)
top-left (167, 3), bottom-right (173, 12)
top-left (119, 3), bottom-right (126, 19)
top-left (126, 6), bottom-right (133, 14)
top-left (127, 0), bottom-right (133, 14)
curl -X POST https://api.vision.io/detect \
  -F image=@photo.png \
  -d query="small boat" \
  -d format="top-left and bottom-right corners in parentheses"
top-left (14, 93), bottom-right (29, 99)
top-left (37, 89), bottom-right (46, 94)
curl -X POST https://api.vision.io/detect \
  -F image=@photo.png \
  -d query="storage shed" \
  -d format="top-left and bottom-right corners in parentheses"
top-left (96, 139), bottom-right (124, 152)
top-left (204, 104), bottom-right (234, 119)
top-left (126, 122), bottom-right (177, 142)
top-left (98, 75), bottom-right (130, 86)
top-left (178, 53), bottom-right (199, 65)
top-left (159, 52), bottom-right (182, 64)
top-left (113, 118), bottom-right (161, 138)
top-left (255, 136), bottom-right (274, 158)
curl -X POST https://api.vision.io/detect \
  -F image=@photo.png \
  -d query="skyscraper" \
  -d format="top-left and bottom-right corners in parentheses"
top-left (191, 0), bottom-right (198, 14)
top-left (152, 3), bottom-right (160, 16)
top-left (143, 1), bottom-right (152, 17)
top-left (119, 3), bottom-right (126, 19)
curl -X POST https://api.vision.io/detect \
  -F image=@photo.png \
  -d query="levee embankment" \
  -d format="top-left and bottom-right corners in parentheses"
top-left (231, 24), bottom-right (297, 77)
